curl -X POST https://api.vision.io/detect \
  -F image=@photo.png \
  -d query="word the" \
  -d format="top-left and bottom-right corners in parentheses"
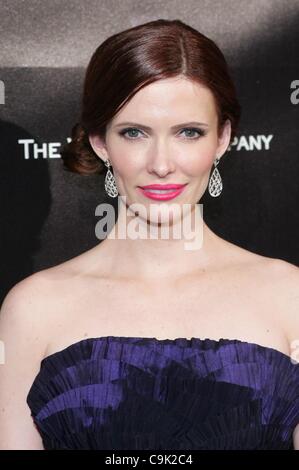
top-left (18, 138), bottom-right (71, 159)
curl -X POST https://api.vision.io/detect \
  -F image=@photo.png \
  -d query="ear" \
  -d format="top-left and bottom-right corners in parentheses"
top-left (216, 119), bottom-right (231, 158)
top-left (88, 133), bottom-right (109, 160)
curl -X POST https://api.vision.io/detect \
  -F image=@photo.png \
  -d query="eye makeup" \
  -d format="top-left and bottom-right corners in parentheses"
top-left (118, 126), bottom-right (207, 140)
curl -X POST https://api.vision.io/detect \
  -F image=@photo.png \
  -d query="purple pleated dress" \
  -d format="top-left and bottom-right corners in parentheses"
top-left (26, 336), bottom-right (299, 450)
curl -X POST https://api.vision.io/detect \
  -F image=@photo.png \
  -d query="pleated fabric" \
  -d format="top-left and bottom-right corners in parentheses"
top-left (26, 336), bottom-right (299, 450)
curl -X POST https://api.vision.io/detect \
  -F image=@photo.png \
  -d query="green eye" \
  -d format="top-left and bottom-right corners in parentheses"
top-left (180, 128), bottom-right (205, 138)
top-left (119, 128), bottom-right (143, 139)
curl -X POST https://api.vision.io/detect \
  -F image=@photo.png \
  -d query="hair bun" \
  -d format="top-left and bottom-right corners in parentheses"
top-left (61, 122), bottom-right (105, 175)
top-left (72, 122), bottom-right (86, 142)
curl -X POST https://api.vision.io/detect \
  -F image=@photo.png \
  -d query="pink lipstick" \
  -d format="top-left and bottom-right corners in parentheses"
top-left (137, 183), bottom-right (187, 201)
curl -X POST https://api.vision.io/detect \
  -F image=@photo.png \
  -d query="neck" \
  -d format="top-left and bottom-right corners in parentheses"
top-left (95, 196), bottom-right (223, 282)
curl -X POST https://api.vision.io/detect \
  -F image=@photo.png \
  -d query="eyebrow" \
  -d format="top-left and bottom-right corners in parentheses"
top-left (114, 121), bottom-right (209, 131)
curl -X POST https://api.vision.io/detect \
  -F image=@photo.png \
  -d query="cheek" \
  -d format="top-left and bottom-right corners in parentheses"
top-left (109, 150), bottom-right (141, 179)
top-left (180, 149), bottom-right (215, 176)
top-left (177, 133), bottom-right (219, 175)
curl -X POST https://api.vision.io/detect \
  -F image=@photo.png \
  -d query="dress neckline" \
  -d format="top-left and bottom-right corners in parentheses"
top-left (40, 335), bottom-right (298, 366)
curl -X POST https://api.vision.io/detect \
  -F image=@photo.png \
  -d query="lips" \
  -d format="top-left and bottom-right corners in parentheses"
top-left (139, 184), bottom-right (186, 190)
top-left (137, 183), bottom-right (187, 201)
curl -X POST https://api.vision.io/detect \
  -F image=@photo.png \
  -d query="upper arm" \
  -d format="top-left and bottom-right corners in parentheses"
top-left (0, 274), bottom-right (49, 449)
top-left (273, 260), bottom-right (299, 450)
top-left (293, 423), bottom-right (299, 450)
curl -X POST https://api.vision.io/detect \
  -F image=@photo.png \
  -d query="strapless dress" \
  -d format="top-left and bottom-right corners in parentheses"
top-left (26, 336), bottom-right (299, 450)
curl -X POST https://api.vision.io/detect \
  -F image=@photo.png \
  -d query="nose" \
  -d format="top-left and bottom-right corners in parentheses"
top-left (146, 137), bottom-right (176, 177)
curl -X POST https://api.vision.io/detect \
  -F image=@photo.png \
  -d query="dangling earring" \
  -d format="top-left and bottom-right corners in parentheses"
top-left (104, 158), bottom-right (118, 198)
top-left (208, 156), bottom-right (223, 197)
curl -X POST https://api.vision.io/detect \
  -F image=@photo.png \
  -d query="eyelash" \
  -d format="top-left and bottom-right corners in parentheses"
top-left (118, 127), bottom-right (206, 140)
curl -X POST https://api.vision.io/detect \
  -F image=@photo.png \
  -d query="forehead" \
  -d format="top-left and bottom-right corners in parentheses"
top-left (112, 77), bottom-right (217, 124)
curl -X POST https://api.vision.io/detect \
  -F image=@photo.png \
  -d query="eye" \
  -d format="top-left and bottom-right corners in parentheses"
top-left (119, 127), bottom-right (144, 139)
top-left (118, 126), bottom-right (206, 140)
top-left (179, 128), bottom-right (205, 139)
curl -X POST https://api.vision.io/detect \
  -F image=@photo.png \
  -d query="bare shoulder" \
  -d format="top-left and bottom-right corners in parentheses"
top-left (248, 253), bottom-right (299, 280)
top-left (0, 245), bottom-right (105, 348)
top-left (261, 256), bottom-right (299, 302)
top-left (0, 270), bottom-right (55, 358)
top-left (0, 252), bottom-right (85, 351)
top-left (273, 258), bottom-right (299, 336)
top-left (241, 250), bottom-right (299, 301)
top-left (221, 236), bottom-right (298, 276)
top-left (219, 236), bottom-right (297, 278)
top-left (220, 238), bottom-right (298, 320)
top-left (253, 256), bottom-right (299, 343)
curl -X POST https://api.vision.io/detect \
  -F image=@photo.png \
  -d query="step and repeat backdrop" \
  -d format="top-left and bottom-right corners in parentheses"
top-left (0, 0), bottom-right (299, 304)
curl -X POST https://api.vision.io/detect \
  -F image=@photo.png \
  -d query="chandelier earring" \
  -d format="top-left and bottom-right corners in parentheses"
top-left (104, 158), bottom-right (118, 198)
top-left (208, 156), bottom-right (223, 197)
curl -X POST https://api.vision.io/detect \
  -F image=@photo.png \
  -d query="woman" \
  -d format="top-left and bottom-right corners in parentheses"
top-left (0, 18), bottom-right (299, 450)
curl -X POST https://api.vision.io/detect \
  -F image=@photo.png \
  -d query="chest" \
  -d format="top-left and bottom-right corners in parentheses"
top-left (47, 272), bottom-right (289, 357)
